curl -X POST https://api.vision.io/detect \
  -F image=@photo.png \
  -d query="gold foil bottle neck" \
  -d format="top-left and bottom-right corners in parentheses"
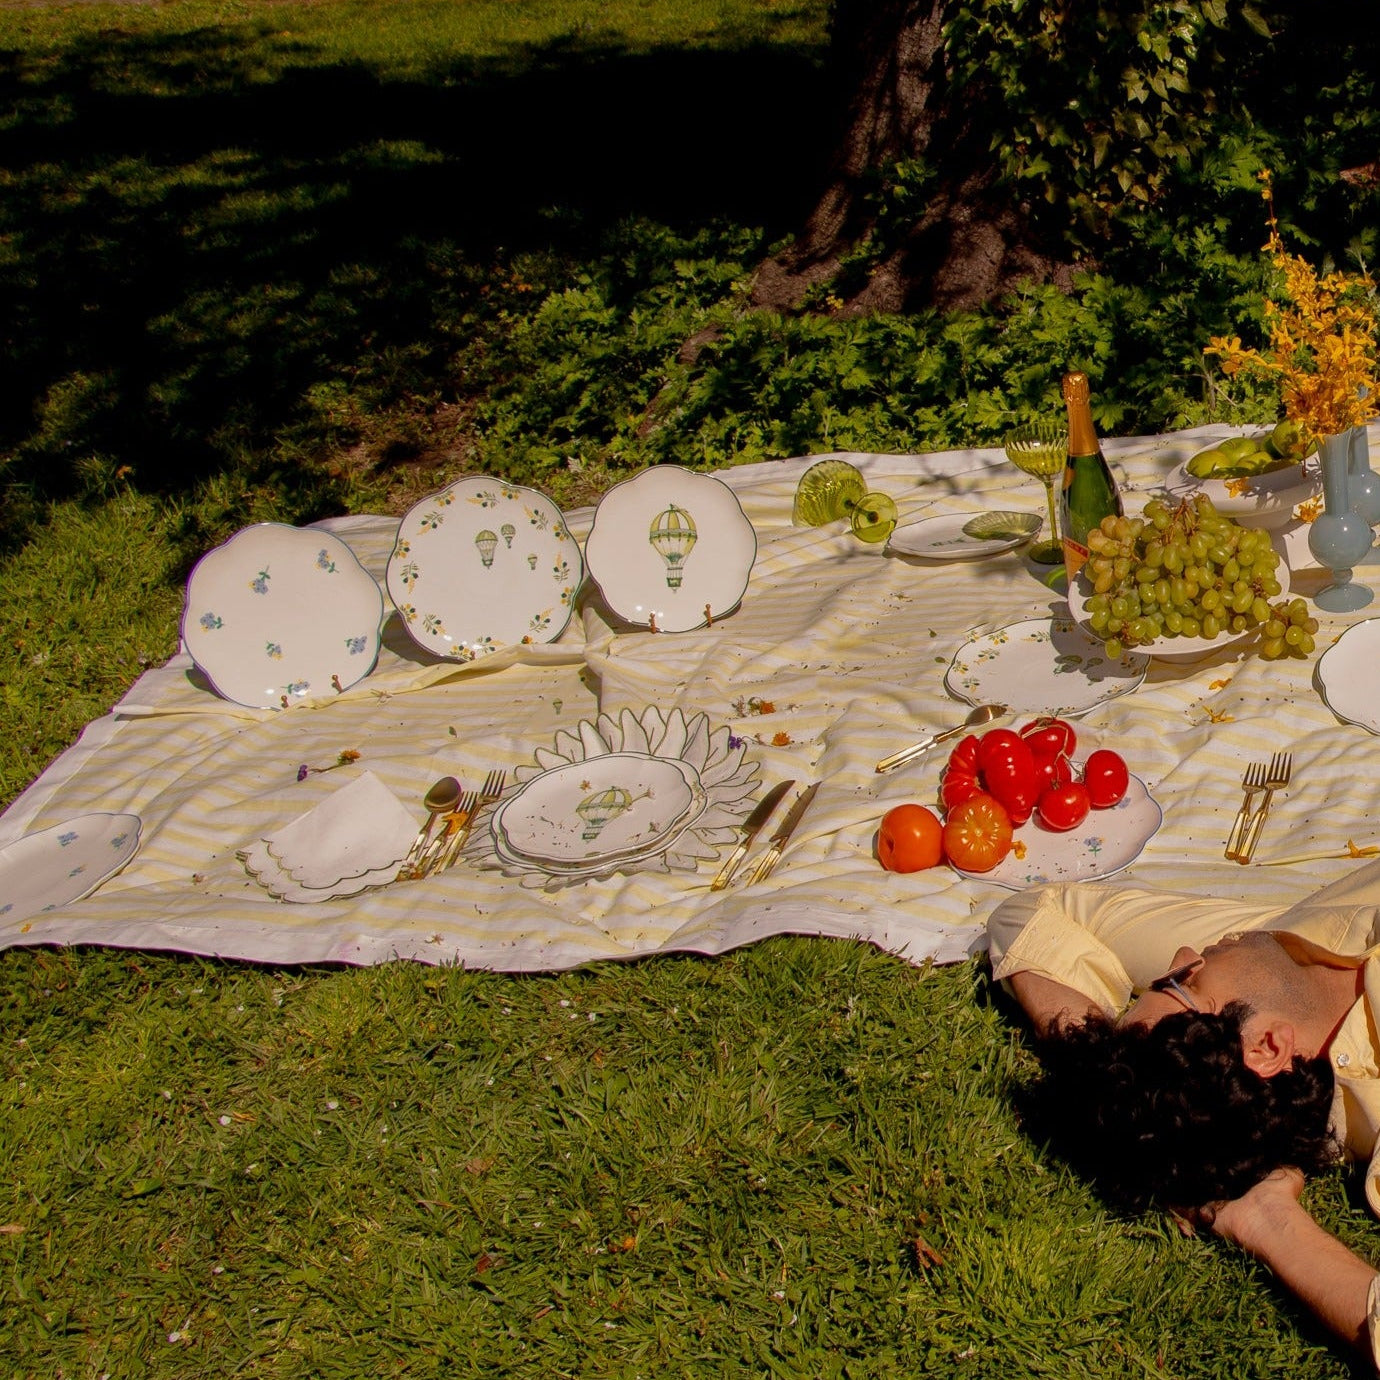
top-left (1062, 372), bottom-right (1090, 407)
top-left (1062, 371), bottom-right (1098, 456)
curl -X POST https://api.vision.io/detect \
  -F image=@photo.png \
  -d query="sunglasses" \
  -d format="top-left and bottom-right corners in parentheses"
top-left (1147, 957), bottom-right (1206, 1013)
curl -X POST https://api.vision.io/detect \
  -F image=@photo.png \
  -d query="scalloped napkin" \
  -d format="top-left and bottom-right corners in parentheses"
top-left (240, 771), bottom-right (418, 900)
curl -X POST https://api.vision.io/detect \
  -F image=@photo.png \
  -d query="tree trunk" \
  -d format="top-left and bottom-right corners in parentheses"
top-left (751, 0), bottom-right (1077, 316)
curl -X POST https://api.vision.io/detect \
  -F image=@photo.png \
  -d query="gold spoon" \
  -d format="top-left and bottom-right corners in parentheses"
top-left (397, 776), bottom-right (461, 878)
top-left (874, 704), bottom-right (1009, 774)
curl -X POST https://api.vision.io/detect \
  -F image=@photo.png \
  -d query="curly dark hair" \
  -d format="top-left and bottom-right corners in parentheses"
top-left (1018, 1001), bottom-right (1338, 1210)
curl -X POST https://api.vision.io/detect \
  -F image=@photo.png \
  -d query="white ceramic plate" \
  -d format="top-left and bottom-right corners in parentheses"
top-left (467, 706), bottom-right (759, 887)
top-left (0, 813), bottom-right (142, 923)
top-left (888, 511), bottom-right (1041, 560)
top-left (951, 772), bottom-right (1161, 889)
top-left (944, 615), bottom-right (1148, 717)
top-left (584, 468), bottom-right (757, 632)
top-left (1162, 455), bottom-right (1319, 530)
top-left (492, 753), bottom-right (707, 868)
top-left (388, 477), bottom-right (582, 661)
top-left (1066, 574), bottom-right (1267, 664)
top-left (183, 524), bottom-right (384, 709)
top-left (1316, 618), bottom-right (1380, 733)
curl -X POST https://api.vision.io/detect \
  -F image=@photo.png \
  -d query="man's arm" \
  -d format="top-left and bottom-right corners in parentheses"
top-left (1002, 969), bottom-right (1102, 1036)
top-left (1208, 1170), bottom-right (1379, 1360)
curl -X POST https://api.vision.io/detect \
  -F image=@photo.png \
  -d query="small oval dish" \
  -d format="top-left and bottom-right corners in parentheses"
top-left (889, 510), bottom-right (1040, 559)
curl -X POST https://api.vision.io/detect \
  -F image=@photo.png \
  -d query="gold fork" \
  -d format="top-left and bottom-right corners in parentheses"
top-left (1224, 760), bottom-right (1267, 860)
top-left (433, 769), bottom-right (507, 874)
top-left (411, 789), bottom-right (477, 879)
top-left (1236, 752), bottom-right (1293, 864)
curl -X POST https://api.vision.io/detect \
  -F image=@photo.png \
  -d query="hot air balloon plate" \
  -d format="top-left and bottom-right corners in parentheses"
top-left (491, 754), bottom-right (708, 869)
top-left (584, 467), bottom-right (757, 633)
top-left (387, 477), bottom-right (582, 660)
top-left (466, 706), bottom-right (760, 888)
top-left (182, 523), bottom-right (384, 710)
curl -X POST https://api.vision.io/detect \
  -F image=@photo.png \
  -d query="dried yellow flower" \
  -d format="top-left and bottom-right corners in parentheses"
top-left (1206, 175), bottom-right (1379, 441)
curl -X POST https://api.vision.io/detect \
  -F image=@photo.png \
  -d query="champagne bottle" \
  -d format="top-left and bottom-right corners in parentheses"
top-left (1059, 372), bottom-right (1123, 582)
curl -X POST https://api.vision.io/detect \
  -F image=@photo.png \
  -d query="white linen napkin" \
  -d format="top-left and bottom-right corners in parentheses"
top-left (247, 771), bottom-right (418, 894)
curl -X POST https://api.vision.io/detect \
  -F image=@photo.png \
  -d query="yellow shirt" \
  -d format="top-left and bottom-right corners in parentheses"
top-left (987, 861), bottom-right (1380, 1371)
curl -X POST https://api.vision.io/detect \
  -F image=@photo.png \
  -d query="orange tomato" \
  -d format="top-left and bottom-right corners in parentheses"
top-left (942, 794), bottom-right (1014, 873)
top-left (877, 803), bottom-right (944, 872)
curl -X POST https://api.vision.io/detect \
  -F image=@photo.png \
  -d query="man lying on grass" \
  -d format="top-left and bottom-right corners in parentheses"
top-left (987, 859), bottom-right (1380, 1369)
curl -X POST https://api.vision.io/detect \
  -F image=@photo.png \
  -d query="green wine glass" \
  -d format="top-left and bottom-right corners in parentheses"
top-left (1003, 422), bottom-right (1068, 565)
top-left (793, 459), bottom-right (897, 544)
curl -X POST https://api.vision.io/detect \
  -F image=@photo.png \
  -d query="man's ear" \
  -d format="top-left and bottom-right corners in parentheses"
top-left (1242, 1020), bottom-right (1298, 1078)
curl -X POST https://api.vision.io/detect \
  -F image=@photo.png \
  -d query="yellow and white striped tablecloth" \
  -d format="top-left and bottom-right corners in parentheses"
top-left (2, 427), bottom-right (1378, 971)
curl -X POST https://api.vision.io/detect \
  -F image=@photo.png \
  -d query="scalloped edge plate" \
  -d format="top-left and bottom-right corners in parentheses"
top-left (951, 769), bottom-right (1161, 889)
top-left (1316, 618), bottom-right (1380, 734)
top-left (584, 468), bottom-right (757, 632)
top-left (0, 813), bottom-right (142, 923)
top-left (387, 476), bottom-right (582, 661)
top-left (944, 615), bottom-right (1148, 717)
top-left (182, 524), bottom-right (383, 709)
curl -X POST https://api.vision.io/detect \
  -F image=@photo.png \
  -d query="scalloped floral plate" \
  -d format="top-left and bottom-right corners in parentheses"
top-left (182, 524), bottom-right (383, 709)
top-left (388, 477), bottom-right (582, 661)
top-left (951, 770), bottom-right (1161, 889)
top-left (0, 813), bottom-right (142, 924)
top-left (944, 615), bottom-right (1148, 717)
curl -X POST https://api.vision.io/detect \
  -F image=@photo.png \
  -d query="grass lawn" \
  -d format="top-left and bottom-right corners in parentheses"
top-left (0, 1), bottom-right (1374, 1375)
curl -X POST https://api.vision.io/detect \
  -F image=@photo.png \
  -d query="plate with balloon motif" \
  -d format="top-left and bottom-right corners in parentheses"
top-left (491, 754), bottom-right (708, 870)
top-left (0, 813), bottom-right (142, 924)
top-left (387, 477), bottom-right (582, 661)
top-left (584, 468), bottom-right (757, 633)
top-left (467, 706), bottom-right (760, 887)
top-left (182, 524), bottom-right (384, 709)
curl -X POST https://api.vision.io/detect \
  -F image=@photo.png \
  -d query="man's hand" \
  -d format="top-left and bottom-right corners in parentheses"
top-left (1201, 1167), bottom-right (1306, 1252)
top-left (1178, 1168), bottom-right (1376, 1360)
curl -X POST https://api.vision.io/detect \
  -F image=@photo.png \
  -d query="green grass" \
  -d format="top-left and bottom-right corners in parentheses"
top-left (1, 938), bottom-right (1364, 1377)
top-left (0, 2), bottom-right (1377, 1374)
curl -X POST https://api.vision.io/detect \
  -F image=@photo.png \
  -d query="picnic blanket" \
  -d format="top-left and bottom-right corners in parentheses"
top-left (2, 430), bottom-right (1376, 971)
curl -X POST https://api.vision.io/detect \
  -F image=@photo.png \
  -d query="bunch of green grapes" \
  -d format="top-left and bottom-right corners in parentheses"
top-left (1259, 597), bottom-right (1319, 659)
top-left (1080, 495), bottom-right (1294, 659)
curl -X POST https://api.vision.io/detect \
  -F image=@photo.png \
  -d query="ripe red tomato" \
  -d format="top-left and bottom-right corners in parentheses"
top-left (1020, 717), bottom-right (1077, 760)
top-left (942, 794), bottom-right (1014, 873)
top-left (877, 804), bottom-right (944, 872)
top-left (948, 734), bottom-right (980, 772)
top-left (973, 730), bottom-right (1037, 823)
top-left (940, 735), bottom-right (984, 811)
top-left (1031, 749), bottom-right (1074, 795)
top-left (1083, 749), bottom-right (1129, 808)
top-left (1037, 781), bottom-right (1092, 832)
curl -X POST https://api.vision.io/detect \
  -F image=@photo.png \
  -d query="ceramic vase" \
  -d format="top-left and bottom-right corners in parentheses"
top-left (1349, 424), bottom-right (1380, 524)
top-left (1308, 432), bottom-right (1375, 611)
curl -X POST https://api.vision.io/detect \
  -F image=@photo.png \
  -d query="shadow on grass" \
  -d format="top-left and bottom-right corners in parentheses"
top-left (0, 22), bottom-right (832, 510)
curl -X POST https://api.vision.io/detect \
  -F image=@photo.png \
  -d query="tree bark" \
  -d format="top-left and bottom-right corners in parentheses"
top-left (752, 0), bottom-right (1077, 316)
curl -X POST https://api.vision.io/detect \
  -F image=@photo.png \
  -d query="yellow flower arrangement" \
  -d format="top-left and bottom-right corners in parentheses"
top-left (1206, 174), bottom-right (1380, 442)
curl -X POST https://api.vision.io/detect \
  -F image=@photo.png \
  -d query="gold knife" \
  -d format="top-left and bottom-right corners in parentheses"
top-left (746, 782), bottom-right (821, 887)
top-left (710, 778), bottom-right (796, 891)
